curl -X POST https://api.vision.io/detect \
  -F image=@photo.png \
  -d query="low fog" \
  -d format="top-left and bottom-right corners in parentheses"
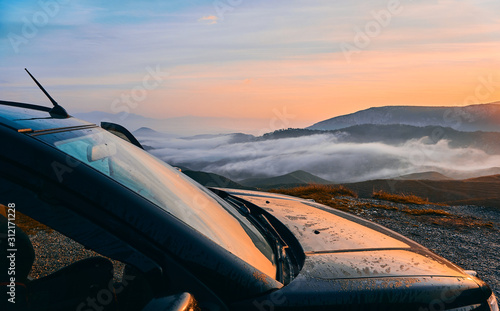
top-left (136, 132), bottom-right (500, 183)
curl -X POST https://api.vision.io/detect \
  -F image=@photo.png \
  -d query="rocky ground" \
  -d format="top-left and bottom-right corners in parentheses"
top-left (29, 231), bottom-right (125, 281)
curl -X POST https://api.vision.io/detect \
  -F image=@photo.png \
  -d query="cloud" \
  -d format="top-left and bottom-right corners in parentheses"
top-left (140, 133), bottom-right (500, 183)
top-left (198, 15), bottom-right (218, 25)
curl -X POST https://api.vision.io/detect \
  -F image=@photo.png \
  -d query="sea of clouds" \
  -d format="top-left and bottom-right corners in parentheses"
top-left (135, 131), bottom-right (500, 183)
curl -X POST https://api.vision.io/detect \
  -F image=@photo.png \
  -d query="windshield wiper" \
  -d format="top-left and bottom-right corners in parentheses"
top-left (224, 196), bottom-right (290, 282)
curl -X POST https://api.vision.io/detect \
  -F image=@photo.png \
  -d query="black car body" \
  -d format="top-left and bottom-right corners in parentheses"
top-left (0, 99), bottom-right (498, 311)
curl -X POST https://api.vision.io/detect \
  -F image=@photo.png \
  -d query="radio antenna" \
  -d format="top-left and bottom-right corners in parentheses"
top-left (25, 68), bottom-right (69, 118)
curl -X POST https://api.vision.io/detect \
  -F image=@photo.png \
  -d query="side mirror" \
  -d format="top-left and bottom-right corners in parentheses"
top-left (141, 292), bottom-right (199, 311)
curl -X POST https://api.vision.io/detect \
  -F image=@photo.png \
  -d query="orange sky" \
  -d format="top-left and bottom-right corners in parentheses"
top-left (138, 42), bottom-right (500, 123)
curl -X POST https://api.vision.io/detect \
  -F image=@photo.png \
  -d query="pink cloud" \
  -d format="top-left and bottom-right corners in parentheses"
top-left (198, 15), bottom-right (218, 25)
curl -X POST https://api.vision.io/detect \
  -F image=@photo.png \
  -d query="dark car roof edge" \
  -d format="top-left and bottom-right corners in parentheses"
top-left (0, 100), bottom-right (52, 113)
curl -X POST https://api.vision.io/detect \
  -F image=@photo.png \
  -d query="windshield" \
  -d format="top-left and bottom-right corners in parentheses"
top-left (37, 127), bottom-right (277, 278)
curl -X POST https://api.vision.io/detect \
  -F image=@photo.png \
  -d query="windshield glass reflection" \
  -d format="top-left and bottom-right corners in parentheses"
top-left (38, 128), bottom-right (277, 278)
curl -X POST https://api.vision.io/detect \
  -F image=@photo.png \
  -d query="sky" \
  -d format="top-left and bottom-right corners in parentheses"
top-left (1, 0), bottom-right (500, 134)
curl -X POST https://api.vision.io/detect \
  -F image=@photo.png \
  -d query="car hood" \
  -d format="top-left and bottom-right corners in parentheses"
top-left (224, 189), bottom-right (468, 279)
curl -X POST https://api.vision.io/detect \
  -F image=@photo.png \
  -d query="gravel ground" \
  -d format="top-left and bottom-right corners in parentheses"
top-left (343, 197), bottom-right (500, 299)
top-left (27, 199), bottom-right (499, 302)
top-left (29, 230), bottom-right (125, 281)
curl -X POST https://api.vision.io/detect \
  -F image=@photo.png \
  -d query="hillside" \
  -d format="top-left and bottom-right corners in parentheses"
top-left (395, 171), bottom-right (452, 181)
top-left (239, 170), bottom-right (333, 189)
top-left (440, 167), bottom-right (500, 180)
top-left (133, 127), bottom-right (165, 137)
top-left (181, 170), bottom-right (252, 190)
top-left (308, 103), bottom-right (500, 132)
top-left (463, 174), bottom-right (500, 183)
top-left (343, 179), bottom-right (500, 208)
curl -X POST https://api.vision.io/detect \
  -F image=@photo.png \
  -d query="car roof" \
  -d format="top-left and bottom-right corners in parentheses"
top-left (0, 100), bottom-right (95, 133)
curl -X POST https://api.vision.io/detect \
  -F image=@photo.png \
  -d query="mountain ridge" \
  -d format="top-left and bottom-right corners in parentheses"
top-left (181, 170), bottom-right (252, 190)
top-left (463, 174), bottom-right (500, 183)
top-left (308, 103), bottom-right (500, 132)
top-left (395, 171), bottom-right (452, 181)
top-left (256, 124), bottom-right (500, 155)
top-left (239, 170), bottom-right (333, 189)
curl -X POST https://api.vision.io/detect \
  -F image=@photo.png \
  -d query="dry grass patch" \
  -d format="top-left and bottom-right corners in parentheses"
top-left (271, 185), bottom-right (403, 213)
top-left (272, 184), bottom-right (357, 198)
top-left (402, 208), bottom-right (452, 216)
top-left (270, 185), bottom-right (495, 232)
top-left (270, 184), bottom-right (358, 212)
top-left (359, 202), bottom-right (399, 211)
top-left (372, 190), bottom-right (446, 206)
top-left (431, 217), bottom-right (496, 230)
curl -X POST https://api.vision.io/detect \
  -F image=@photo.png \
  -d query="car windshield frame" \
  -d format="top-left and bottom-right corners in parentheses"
top-left (35, 126), bottom-right (277, 279)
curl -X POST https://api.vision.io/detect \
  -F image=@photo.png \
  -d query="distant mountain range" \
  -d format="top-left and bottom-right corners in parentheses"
top-left (139, 123), bottom-right (500, 156)
top-left (238, 170), bottom-right (332, 189)
top-left (184, 167), bottom-right (500, 190)
top-left (75, 111), bottom-right (232, 136)
top-left (259, 124), bottom-right (500, 155)
top-left (440, 167), bottom-right (500, 180)
top-left (73, 111), bottom-right (280, 136)
top-left (395, 171), bottom-right (452, 181)
top-left (75, 103), bottom-right (500, 137)
top-left (93, 102), bottom-right (500, 186)
top-left (142, 122), bottom-right (500, 183)
top-left (181, 170), bottom-right (251, 190)
top-left (308, 103), bottom-right (500, 132)
top-left (180, 167), bottom-right (500, 208)
top-left (179, 169), bottom-right (332, 190)
top-left (133, 126), bottom-right (168, 137)
top-left (464, 174), bottom-right (500, 183)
